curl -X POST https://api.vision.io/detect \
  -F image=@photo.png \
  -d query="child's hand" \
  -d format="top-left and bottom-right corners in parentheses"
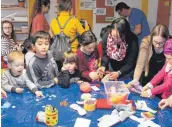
top-left (54, 77), bottom-right (58, 84)
top-left (89, 72), bottom-right (99, 80)
top-left (15, 88), bottom-right (24, 93)
top-left (97, 66), bottom-right (105, 76)
top-left (159, 98), bottom-right (169, 109)
top-left (140, 89), bottom-right (152, 98)
top-left (1, 89), bottom-right (7, 98)
top-left (35, 91), bottom-right (43, 97)
top-left (127, 79), bottom-right (138, 89)
top-left (142, 83), bottom-right (153, 91)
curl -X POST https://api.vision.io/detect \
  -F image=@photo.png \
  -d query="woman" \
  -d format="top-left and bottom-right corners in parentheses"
top-left (98, 18), bottom-right (139, 80)
top-left (50, 0), bottom-right (89, 53)
top-left (130, 25), bottom-right (169, 86)
top-left (1, 20), bottom-right (18, 57)
top-left (31, 0), bottom-right (50, 35)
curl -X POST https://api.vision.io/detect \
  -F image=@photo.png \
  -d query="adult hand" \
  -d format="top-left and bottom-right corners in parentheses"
top-left (108, 72), bottom-right (119, 80)
top-left (89, 72), bottom-right (100, 80)
top-left (127, 79), bottom-right (138, 88)
top-left (15, 88), bottom-right (24, 93)
top-left (35, 91), bottom-right (43, 97)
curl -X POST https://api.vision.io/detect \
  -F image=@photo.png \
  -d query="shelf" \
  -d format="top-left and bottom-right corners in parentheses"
top-left (1, 7), bottom-right (28, 10)
top-left (11, 20), bottom-right (28, 23)
top-left (15, 31), bottom-right (28, 34)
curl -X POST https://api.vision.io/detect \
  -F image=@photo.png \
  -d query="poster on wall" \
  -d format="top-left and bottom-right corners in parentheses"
top-left (105, 0), bottom-right (117, 6)
top-left (80, 0), bottom-right (93, 10)
top-left (96, 8), bottom-right (106, 15)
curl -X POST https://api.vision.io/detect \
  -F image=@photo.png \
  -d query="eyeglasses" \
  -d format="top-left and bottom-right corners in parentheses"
top-left (3, 27), bottom-right (12, 30)
top-left (153, 41), bottom-right (165, 47)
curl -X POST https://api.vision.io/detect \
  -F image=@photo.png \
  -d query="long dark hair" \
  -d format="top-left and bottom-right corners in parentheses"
top-left (79, 31), bottom-right (97, 46)
top-left (59, 0), bottom-right (72, 12)
top-left (1, 20), bottom-right (16, 41)
top-left (110, 18), bottom-right (131, 42)
top-left (32, 0), bottom-right (50, 18)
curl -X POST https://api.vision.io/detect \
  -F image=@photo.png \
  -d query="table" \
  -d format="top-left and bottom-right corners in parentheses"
top-left (2, 79), bottom-right (172, 127)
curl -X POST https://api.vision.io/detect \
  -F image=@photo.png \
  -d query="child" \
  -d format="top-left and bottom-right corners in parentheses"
top-left (23, 38), bottom-right (35, 67)
top-left (1, 51), bottom-right (42, 96)
top-left (76, 31), bottom-right (100, 81)
top-left (27, 31), bottom-right (59, 88)
top-left (57, 51), bottom-right (81, 88)
top-left (1, 20), bottom-right (21, 57)
top-left (141, 39), bottom-right (172, 99)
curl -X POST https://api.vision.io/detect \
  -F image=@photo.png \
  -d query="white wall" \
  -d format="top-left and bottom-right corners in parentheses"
top-left (93, 0), bottom-right (141, 39)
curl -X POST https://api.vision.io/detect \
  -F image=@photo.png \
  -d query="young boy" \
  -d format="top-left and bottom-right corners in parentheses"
top-left (27, 31), bottom-right (59, 89)
top-left (1, 51), bottom-right (42, 96)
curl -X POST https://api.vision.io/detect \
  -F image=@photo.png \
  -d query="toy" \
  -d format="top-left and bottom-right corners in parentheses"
top-left (45, 105), bottom-right (58, 126)
top-left (80, 82), bottom-right (91, 93)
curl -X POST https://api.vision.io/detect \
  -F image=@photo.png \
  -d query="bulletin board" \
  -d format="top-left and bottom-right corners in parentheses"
top-left (96, 0), bottom-right (114, 23)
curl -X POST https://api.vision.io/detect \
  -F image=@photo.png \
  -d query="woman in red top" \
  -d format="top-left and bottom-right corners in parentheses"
top-left (31, 0), bottom-right (50, 35)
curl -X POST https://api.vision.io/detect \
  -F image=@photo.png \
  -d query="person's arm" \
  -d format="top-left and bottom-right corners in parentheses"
top-left (58, 70), bottom-right (70, 88)
top-left (133, 24), bottom-right (141, 35)
top-left (133, 37), bottom-right (149, 81)
top-left (1, 72), bottom-right (14, 92)
top-left (75, 19), bottom-right (86, 35)
top-left (23, 72), bottom-right (38, 93)
top-left (118, 36), bottom-right (139, 75)
top-left (101, 33), bottom-right (110, 68)
top-left (150, 64), bottom-right (166, 87)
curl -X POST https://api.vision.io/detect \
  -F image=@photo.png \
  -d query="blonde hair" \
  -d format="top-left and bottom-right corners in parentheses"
top-left (8, 51), bottom-right (24, 63)
top-left (63, 51), bottom-right (78, 64)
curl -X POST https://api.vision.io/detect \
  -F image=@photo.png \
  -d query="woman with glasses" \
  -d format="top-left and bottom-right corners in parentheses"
top-left (129, 24), bottom-right (169, 86)
top-left (97, 18), bottom-right (139, 80)
top-left (1, 20), bottom-right (19, 57)
top-left (31, 0), bottom-right (50, 35)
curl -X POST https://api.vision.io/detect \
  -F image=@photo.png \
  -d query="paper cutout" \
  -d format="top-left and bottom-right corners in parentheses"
top-left (70, 104), bottom-right (87, 116)
top-left (74, 118), bottom-right (91, 127)
top-left (141, 112), bottom-right (155, 120)
top-left (1, 102), bottom-right (11, 109)
top-left (138, 120), bottom-right (161, 127)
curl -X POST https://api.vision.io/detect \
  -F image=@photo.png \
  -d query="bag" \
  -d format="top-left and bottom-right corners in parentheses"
top-left (50, 17), bottom-right (74, 61)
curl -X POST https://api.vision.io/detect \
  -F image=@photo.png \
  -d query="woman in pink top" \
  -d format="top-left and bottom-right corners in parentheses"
top-left (141, 39), bottom-right (172, 99)
top-left (31, 0), bottom-right (50, 35)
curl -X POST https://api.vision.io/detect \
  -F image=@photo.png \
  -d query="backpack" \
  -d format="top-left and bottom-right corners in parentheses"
top-left (50, 17), bottom-right (74, 61)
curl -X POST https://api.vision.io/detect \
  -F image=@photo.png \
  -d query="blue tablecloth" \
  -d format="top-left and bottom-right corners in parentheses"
top-left (2, 80), bottom-right (172, 127)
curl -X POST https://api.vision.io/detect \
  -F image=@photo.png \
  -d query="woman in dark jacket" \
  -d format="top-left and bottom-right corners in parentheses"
top-left (98, 18), bottom-right (139, 80)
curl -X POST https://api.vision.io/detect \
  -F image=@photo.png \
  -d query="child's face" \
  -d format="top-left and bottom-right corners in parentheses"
top-left (165, 54), bottom-right (172, 65)
top-left (63, 62), bottom-right (76, 72)
top-left (34, 38), bottom-right (50, 56)
top-left (3, 23), bottom-right (12, 36)
top-left (82, 43), bottom-right (96, 55)
top-left (9, 60), bottom-right (24, 76)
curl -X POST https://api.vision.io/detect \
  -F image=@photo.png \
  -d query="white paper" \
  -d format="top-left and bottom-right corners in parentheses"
top-left (91, 86), bottom-right (100, 91)
top-left (74, 118), bottom-right (91, 127)
top-left (96, 8), bottom-right (106, 15)
top-left (105, 0), bottom-right (116, 6)
top-left (80, 0), bottom-right (93, 10)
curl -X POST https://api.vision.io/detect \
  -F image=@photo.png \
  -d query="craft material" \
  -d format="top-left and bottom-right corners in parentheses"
top-left (45, 105), bottom-right (58, 126)
top-left (137, 120), bottom-right (161, 127)
top-left (70, 104), bottom-right (87, 116)
top-left (60, 101), bottom-right (68, 107)
top-left (84, 98), bottom-right (97, 111)
top-left (74, 118), bottom-right (91, 127)
top-left (96, 99), bottom-right (112, 109)
top-left (36, 111), bottom-right (45, 123)
top-left (1, 102), bottom-right (11, 109)
top-left (81, 93), bottom-right (91, 101)
top-left (141, 112), bottom-right (155, 120)
top-left (80, 82), bottom-right (91, 93)
top-left (129, 115), bottom-right (146, 123)
top-left (128, 81), bottom-right (143, 94)
top-left (91, 86), bottom-right (100, 91)
top-left (12, 106), bottom-right (16, 108)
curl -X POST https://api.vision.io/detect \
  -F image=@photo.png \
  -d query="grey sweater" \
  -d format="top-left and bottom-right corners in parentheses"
top-left (1, 69), bottom-right (37, 93)
top-left (27, 52), bottom-right (59, 89)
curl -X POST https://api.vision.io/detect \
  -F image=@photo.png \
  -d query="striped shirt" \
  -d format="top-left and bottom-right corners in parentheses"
top-left (1, 36), bottom-right (17, 57)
